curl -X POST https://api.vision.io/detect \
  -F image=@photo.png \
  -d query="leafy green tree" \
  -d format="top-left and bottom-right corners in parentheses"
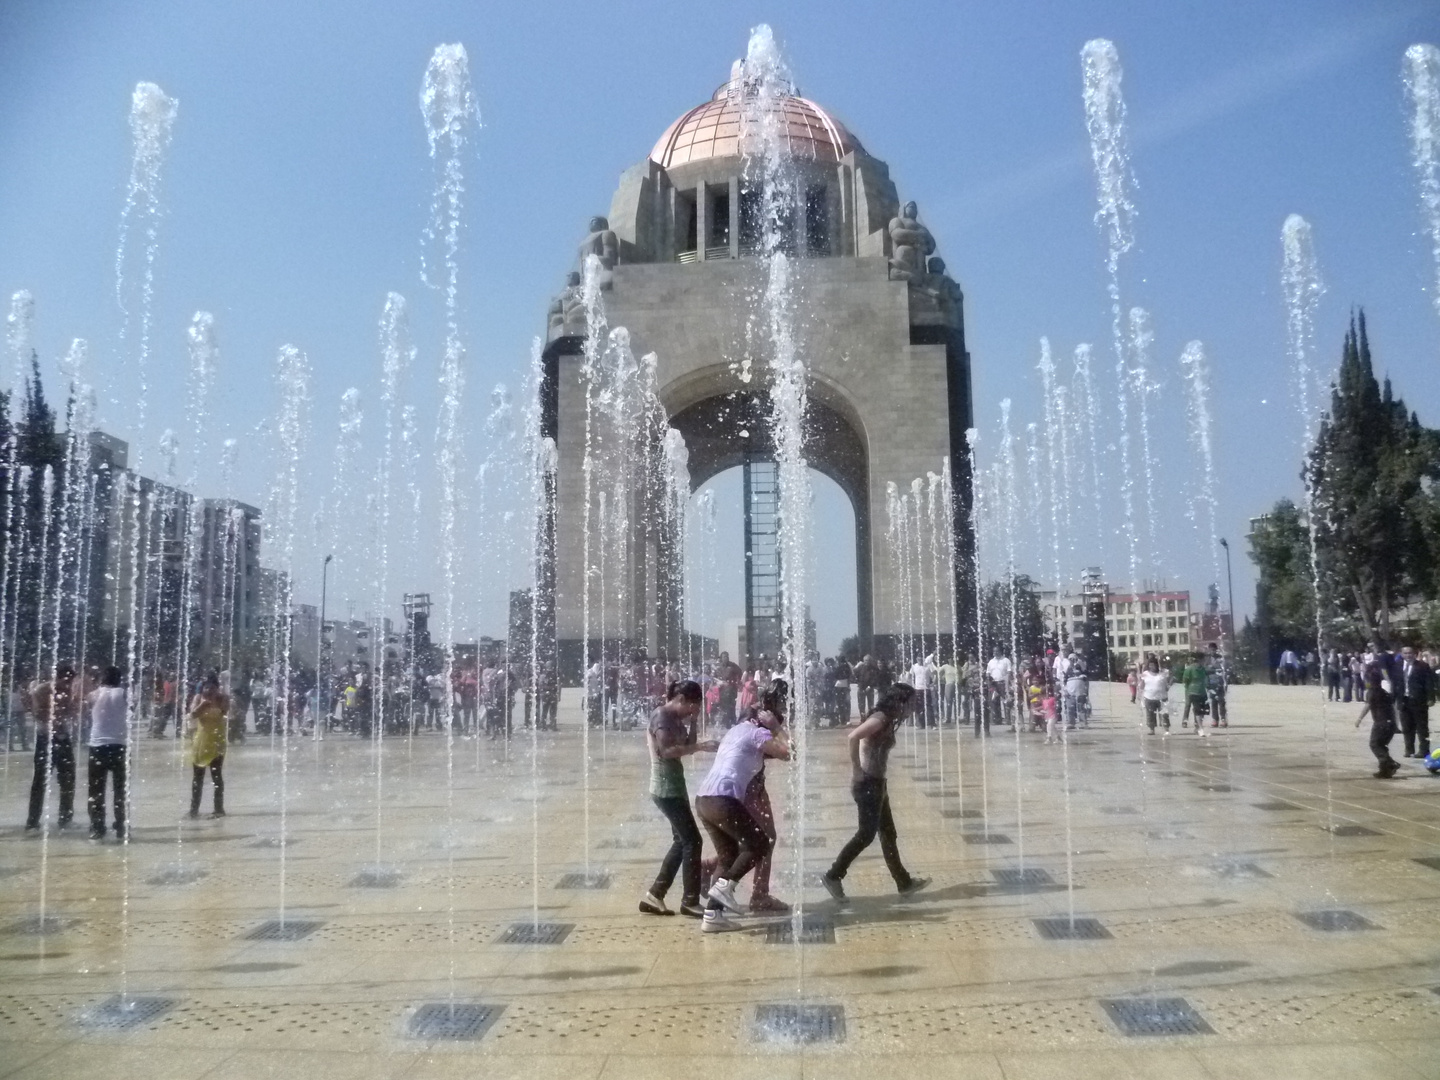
top-left (1248, 497), bottom-right (1316, 656)
top-left (980, 573), bottom-right (1045, 660)
top-left (1305, 312), bottom-right (1440, 640)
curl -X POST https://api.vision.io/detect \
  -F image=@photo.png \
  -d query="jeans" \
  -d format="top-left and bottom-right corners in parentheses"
top-left (27, 734), bottom-right (75, 827)
top-left (694, 795), bottom-right (771, 892)
top-left (650, 795), bottom-right (702, 904)
top-left (1399, 699), bottom-right (1431, 758)
top-left (190, 757), bottom-right (225, 814)
top-left (1144, 699), bottom-right (1166, 730)
top-left (1208, 688), bottom-right (1227, 722)
top-left (857, 686), bottom-right (875, 718)
top-left (828, 776), bottom-right (912, 888)
top-left (87, 744), bottom-right (128, 834)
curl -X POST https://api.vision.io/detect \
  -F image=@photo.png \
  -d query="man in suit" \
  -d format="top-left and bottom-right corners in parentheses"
top-left (1397, 645), bottom-right (1433, 759)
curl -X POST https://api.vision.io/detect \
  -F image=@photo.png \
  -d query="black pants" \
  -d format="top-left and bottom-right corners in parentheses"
top-left (1399, 699), bottom-right (1430, 758)
top-left (650, 795), bottom-right (702, 904)
top-left (87, 744), bottom-right (128, 834)
top-left (1370, 717), bottom-right (1397, 766)
top-left (191, 757), bottom-right (224, 813)
top-left (694, 795), bottom-right (771, 892)
top-left (1209, 688), bottom-right (1227, 722)
top-left (27, 734), bottom-right (75, 827)
top-left (828, 776), bottom-right (912, 888)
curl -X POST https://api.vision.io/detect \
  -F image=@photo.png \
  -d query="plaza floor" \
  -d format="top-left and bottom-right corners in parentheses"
top-left (0, 683), bottom-right (1437, 1079)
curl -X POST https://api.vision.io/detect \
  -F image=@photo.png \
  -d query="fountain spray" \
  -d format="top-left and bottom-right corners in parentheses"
top-left (1404, 45), bottom-right (1440, 318)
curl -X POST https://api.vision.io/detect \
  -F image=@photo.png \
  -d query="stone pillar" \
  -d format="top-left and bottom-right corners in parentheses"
top-left (729, 176), bottom-right (741, 259)
top-left (696, 184), bottom-right (710, 261)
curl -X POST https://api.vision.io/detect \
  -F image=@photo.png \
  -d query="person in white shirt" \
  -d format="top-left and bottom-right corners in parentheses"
top-left (1139, 657), bottom-right (1171, 733)
top-left (909, 656), bottom-right (935, 727)
top-left (984, 648), bottom-right (1013, 728)
top-left (86, 666), bottom-right (129, 841)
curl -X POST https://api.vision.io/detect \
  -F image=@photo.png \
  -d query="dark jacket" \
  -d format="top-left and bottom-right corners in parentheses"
top-left (1398, 659), bottom-right (1434, 705)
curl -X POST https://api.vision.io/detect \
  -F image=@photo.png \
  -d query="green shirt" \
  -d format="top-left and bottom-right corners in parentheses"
top-left (648, 706), bottom-right (689, 799)
top-left (1181, 663), bottom-right (1208, 698)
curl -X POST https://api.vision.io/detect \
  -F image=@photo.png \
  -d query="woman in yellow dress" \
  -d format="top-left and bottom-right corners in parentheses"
top-left (188, 674), bottom-right (229, 818)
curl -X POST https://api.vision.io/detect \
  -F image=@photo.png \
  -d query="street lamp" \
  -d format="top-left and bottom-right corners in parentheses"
top-left (1218, 538), bottom-right (1236, 668)
top-left (317, 553), bottom-right (333, 737)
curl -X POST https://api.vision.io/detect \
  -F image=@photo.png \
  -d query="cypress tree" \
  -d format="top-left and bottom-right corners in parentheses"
top-left (1306, 311), bottom-right (1440, 640)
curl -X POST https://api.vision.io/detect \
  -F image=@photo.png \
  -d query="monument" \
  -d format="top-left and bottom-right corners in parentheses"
top-left (539, 60), bottom-right (975, 676)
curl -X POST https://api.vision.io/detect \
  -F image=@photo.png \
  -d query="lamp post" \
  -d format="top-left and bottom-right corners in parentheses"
top-left (1219, 538), bottom-right (1236, 668)
top-left (317, 554), bottom-right (332, 738)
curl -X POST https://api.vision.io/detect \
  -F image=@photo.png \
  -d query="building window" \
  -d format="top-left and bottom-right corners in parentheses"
top-left (1165, 599), bottom-right (1176, 612)
top-left (1177, 599), bottom-right (1188, 612)
top-left (677, 189), bottom-right (697, 255)
top-left (1142, 634), bottom-right (1152, 646)
top-left (1072, 604), bottom-right (1083, 617)
top-left (1140, 600), bottom-right (1151, 613)
top-left (1167, 633), bottom-right (1176, 645)
top-left (709, 188), bottom-right (730, 249)
top-left (804, 185), bottom-right (830, 256)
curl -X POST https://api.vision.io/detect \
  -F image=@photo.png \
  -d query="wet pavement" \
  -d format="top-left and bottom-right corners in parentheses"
top-left (0, 683), bottom-right (1436, 1078)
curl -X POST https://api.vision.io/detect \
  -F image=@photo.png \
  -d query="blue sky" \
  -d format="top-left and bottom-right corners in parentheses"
top-left (1, 0), bottom-right (1437, 652)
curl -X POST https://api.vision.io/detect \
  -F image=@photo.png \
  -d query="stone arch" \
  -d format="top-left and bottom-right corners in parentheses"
top-left (661, 366), bottom-right (874, 647)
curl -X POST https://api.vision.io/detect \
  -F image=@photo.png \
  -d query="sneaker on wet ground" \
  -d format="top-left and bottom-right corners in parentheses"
top-left (701, 909), bottom-right (743, 933)
top-left (749, 893), bottom-right (791, 914)
top-left (820, 872), bottom-right (848, 904)
top-left (898, 876), bottom-right (931, 897)
top-left (639, 892), bottom-right (673, 916)
top-left (678, 902), bottom-right (705, 918)
top-left (707, 879), bottom-right (744, 914)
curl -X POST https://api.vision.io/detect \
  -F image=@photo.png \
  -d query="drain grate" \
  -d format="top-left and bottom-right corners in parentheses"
top-left (765, 916), bottom-right (835, 944)
top-left (1209, 864), bottom-right (1278, 881)
top-left (243, 919), bottom-right (323, 942)
top-left (1211, 861), bottom-right (1272, 880)
top-left (596, 838), bottom-right (643, 849)
top-left (407, 1002), bottom-right (504, 1041)
top-left (1034, 917), bottom-right (1111, 940)
top-left (4, 915), bottom-right (77, 936)
top-left (76, 995), bottom-right (176, 1031)
top-left (941, 808), bottom-right (983, 819)
top-left (962, 833), bottom-right (1011, 845)
top-left (1294, 909), bottom-right (1379, 932)
top-left (801, 835), bottom-right (828, 848)
top-left (1147, 829), bottom-right (1194, 840)
top-left (1101, 997), bottom-right (1214, 1036)
top-left (1198, 784), bottom-right (1233, 793)
top-left (752, 1003), bottom-right (845, 1045)
top-left (349, 866), bottom-right (402, 888)
top-left (498, 922), bottom-right (573, 945)
top-left (1253, 801), bottom-right (1297, 811)
top-left (992, 868), bottom-right (1054, 889)
top-left (248, 836), bottom-right (299, 848)
top-left (1327, 824), bottom-right (1380, 837)
top-left (1414, 857), bottom-right (1440, 872)
top-left (146, 865), bottom-right (208, 886)
top-left (555, 872), bottom-right (610, 890)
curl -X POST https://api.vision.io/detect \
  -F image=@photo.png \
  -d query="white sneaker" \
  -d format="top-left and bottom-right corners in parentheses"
top-left (701, 908), bottom-right (743, 933)
top-left (707, 879), bottom-right (744, 914)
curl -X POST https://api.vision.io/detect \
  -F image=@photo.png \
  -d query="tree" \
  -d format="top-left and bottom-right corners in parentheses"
top-left (1248, 497), bottom-right (1316, 657)
top-left (980, 573), bottom-right (1045, 660)
top-left (1305, 312), bottom-right (1440, 640)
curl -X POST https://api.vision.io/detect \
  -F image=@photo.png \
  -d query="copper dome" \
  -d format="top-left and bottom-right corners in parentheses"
top-left (649, 74), bottom-right (861, 169)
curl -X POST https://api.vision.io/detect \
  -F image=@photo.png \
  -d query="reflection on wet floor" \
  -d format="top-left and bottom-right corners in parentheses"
top-left (1, 684), bottom-right (1438, 1077)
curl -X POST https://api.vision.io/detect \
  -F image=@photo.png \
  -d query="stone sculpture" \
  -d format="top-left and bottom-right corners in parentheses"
top-left (549, 271), bottom-right (583, 335)
top-left (887, 201), bottom-right (936, 281)
top-left (579, 215), bottom-right (619, 288)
